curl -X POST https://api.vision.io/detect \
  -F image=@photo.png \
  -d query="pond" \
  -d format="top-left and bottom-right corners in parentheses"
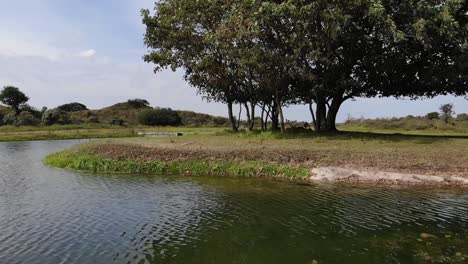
top-left (0, 140), bottom-right (467, 264)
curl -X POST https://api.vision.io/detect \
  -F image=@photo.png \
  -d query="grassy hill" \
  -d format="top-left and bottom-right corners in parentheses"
top-left (67, 102), bottom-right (229, 127)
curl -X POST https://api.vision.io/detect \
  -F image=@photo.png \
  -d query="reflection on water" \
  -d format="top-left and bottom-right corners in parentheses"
top-left (0, 140), bottom-right (467, 264)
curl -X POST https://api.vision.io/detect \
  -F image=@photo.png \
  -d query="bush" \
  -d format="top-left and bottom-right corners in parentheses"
top-left (110, 119), bottom-right (126, 126)
top-left (16, 111), bottom-right (40, 126)
top-left (138, 108), bottom-right (182, 126)
top-left (87, 116), bottom-right (99, 123)
top-left (42, 109), bottom-right (70, 125)
top-left (19, 104), bottom-right (43, 119)
top-left (2, 113), bottom-right (17, 125)
top-left (0, 113), bottom-right (3, 126)
top-left (127, 99), bottom-right (150, 109)
top-left (426, 112), bottom-right (439, 120)
top-left (213, 116), bottom-right (228, 126)
top-left (456, 113), bottom-right (468, 122)
top-left (58, 102), bottom-right (88, 112)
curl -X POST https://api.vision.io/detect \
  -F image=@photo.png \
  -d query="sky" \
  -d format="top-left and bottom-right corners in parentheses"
top-left (0, 0), bottom-right (466, 122)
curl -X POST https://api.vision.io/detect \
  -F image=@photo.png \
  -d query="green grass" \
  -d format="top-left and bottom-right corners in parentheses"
top-left (44, 146), bottom-right (310, 180)
top-left (0, 127), bottom-right (137, 142)
top-left (338, 118), bottom-right (468, 136)
top-left (0, 125), bottom-right (225, 142)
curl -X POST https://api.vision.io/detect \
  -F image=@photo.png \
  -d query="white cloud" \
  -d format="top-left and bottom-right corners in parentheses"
top-left (78, 49), bottom-right (96, 58)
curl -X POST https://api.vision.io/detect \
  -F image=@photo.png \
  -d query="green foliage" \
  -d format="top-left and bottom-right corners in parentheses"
top-left (456, 113), bottom-right (468, 122)
top-left (127, 99), bottom-right (150, 109)
top-left (2, 113), bottom-right (17, 125)
top-left (58, 102), bottom-right (88, 112)
top-left (142, 0), bottom-right (468, 132)
top-left (42, 109), bottom-right (70, 126)
top-left (138, 108), bottom-right (182, 126)
top-left (19, 104), bottom-right (42, 119)
top-left (177, 110), bottom-right (228, 127)
top-left (426, 112), bottom-right (440, 120)
top-left (0, 86), bottom-right (29, 113)
top-left (15, 111), bottom-right (40, 126)
top-left (440, 104), bottom-right (455, 123)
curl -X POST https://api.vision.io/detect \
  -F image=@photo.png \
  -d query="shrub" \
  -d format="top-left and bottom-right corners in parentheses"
top-left (110, 119), bottom-right (126, 126)
top-left (2, 113), bottom-right (17, 125)
top-left (213, 116), bottom-right (228, 126)
top-left (138, 108), bottom-right (182, 126)
top-left (19, 104), bottom-right (43, 119)
top-left (58, 102), bottom-right (88, 112)
top-left (16, 111), bottom-right (40, 126)
top-left (425, 112), bottom-right (439, 120)
top-left (127, 99), bottom-right (150, 109)
top-left (87, 116), bottom-right (99, 123)
top-left (456, 113), bottom-right (468, 122)
top-left (0, 112), bottom-right (3, 126)
top-left (42, 109), bottom-right (70, 125)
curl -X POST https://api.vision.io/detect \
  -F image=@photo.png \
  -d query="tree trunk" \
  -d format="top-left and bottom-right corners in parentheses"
top-left (314, 99), bottom-right (327, 132)
top-left (271, 101), bottom-right (279, 131)
top-left (309, 102), bottom-right (316, 128)
top-left (237, 103), bottom-right (242, 129)
top-left (227, 101), bottom-right (238, 132)
top-left (249, 102), bottom-right (255, 131)
top-left (260, 105), bottom-right (265, 131)
top-left (244, 102), bottom-right (251, 130)
top-left (276, 97), bottom-right (285, 133)
top-left (264, 106), bottom-right (271, 131)
top-left (325, 98), bottom-right (343, 132)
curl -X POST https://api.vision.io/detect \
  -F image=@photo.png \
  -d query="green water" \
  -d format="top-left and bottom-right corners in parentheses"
top-left (0, 140), bottom-right (466, 263)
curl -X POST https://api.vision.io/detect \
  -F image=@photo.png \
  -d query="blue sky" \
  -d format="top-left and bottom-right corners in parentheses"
top-left (0, 0), bottom-right (466, 122)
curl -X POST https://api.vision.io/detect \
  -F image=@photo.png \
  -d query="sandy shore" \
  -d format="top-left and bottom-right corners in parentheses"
top-left (311, 167), bottom-right (468, 188)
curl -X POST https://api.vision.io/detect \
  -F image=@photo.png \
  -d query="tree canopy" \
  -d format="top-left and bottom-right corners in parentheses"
top-left (0, 86), bottom-right (29, 114)
top-left (58, 102), bottom-right (88, 112)
top-left (142, 0), bottom-right (468, 132)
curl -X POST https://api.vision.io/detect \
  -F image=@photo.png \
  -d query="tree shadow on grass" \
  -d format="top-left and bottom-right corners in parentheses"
top-left (273, 130), bottom-right (468, 144)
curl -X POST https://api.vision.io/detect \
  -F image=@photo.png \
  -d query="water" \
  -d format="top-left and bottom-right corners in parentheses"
top-left (0, 140), bottom-right (467, 264)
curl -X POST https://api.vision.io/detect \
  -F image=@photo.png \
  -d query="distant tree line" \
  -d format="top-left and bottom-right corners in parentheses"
top-left (142, 0), bottom-right (468, 132)
top-left (0, 86), bottom-right (217, 127)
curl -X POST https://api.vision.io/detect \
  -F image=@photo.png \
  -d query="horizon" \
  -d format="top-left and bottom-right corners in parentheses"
top-left (0, 0), bottom-right (467, 122)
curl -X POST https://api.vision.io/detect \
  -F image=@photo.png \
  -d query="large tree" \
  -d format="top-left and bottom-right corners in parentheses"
top-left (0, 86), bottom-right (29, 114)
top-left (142, 0), bottom-right (468, 132)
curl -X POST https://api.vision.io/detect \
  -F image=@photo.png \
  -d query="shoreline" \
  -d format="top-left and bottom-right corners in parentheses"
top-left (311, 167), bottom-right (468, 188)
top-left (44, 140), bottom-right (468, 189)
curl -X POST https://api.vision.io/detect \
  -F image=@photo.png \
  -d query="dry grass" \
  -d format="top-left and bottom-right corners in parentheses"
top-left (91, 131), bottom-right (468, 178)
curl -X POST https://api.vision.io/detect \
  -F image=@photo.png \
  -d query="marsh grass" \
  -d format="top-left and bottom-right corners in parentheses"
top-left (45, 147), bottom-right (310, 180)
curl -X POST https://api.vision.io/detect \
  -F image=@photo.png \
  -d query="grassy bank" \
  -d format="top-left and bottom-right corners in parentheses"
top-left (45, 144), bottom-right (309, 180)
top-left (0, 125), bottom-right (224, 142)
top-left (44, 130), bottom-right (468, 182)
top-left (0, 127), bottom-right (137, 142)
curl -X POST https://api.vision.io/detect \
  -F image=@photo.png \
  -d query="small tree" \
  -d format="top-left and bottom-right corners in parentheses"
top-left (127, 99), bottom-right (150, 109)
top-left (0, 86), bottom-right (29, 113)
top-left (138, 108), bottom-right (182, 126)
top-left (440, 104), bottom-right (455, 124)
top-left (425, 112), bottom-right (440, 120)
